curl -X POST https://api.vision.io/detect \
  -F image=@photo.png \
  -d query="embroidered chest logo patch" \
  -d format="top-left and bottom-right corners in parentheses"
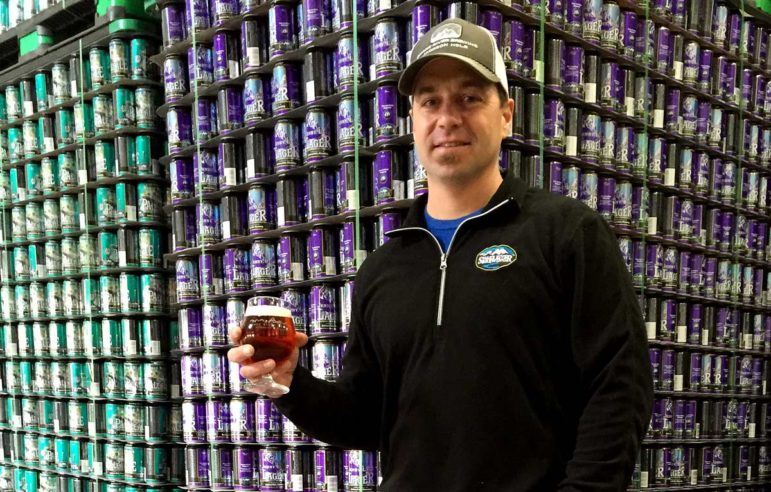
top-left (475, 245), bottom-right (517, 271)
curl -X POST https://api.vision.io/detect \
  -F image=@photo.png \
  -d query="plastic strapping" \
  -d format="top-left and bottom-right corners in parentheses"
top-left (352, 2), bottom-right (362, 271)
top-left (639, 1), bottom-right (651, 301)
top-left (538, 0), bottom-right (545, 181)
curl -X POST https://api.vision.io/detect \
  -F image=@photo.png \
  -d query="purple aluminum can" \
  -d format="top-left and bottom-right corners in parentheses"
top-left (183, 400), bottom-right (207, 443)
top-left (242, 17), bottom-right (268, 69)
top-left (247, 185), bottom-right (274, 233)
top-left (213, 0), bottom-right (238, 26)
top-left (199, 253), bottom-right (224, 297)
top-left (619, 10), bottom-right (636, 57)
top-left (243, 75), bottom-right (270, 123)
top-left (581, 112), bottom-right (601, 162)
top-left (186, 447), bottom-right (210, 487)
top-left (250, 240), bottom-right (277, 288)
top-left (229, 398), bottom-right (255, 442)
top-left (272, 63), bottom-right (302, 115)
top-left (186, 0), bottom-right (211, 33)
top-left (689, 353), bottom-right (702, 391)
top-left (303, 0), bottom-right (331, 42)
top-left (282, 413), bottom-right (312, 444)
top-left (277, 234), bottom-right (306, 283)
top-left (256, 398), bottom-right (282, 443)
top-left (695, 99), bottom-right (710, 140)
top-left (336, 35), bottom-right (367, 92)
top-left (666, 89), bottom-right (681, 134)
top-left (481, 8), bottom-right (503, 46)
top-left (233, 446), bottom-right (257, 490)
top-left (175, 258), bottom-right (200, 301)
top-left (310, 284), bottom-right (338, 335)
top-left (379, 212), bottom-right (402, 245)
top-left (544, 98), bottom-right (565, 151)
top-left (582, 0), bottom-right (602, 42)
top-left (203, 302), bottom-right (227, 346)
top-left (269, 3), bottom-right (296, 58)
top-left (167, 107), bottom-right (192, 151)
top-left (698, 49), bottom-right (713, 91)
top-left (274, 119), bottom-right (301, 172)
top-left (202, 350), bottom-right (229, 394)
top-left (194, 149), bottom-right (219, 193)
top-left (312, 339), bottom-right (342, 381)
top-left (163, 56), bottom-right (187, 103)
top-left (206, 399), bottom-right (231, 442)
top-left (188, 44), bottom-right (215, 88)
top-left (308, 227), bottom-right (337, 279)
top-left (615, 125), bottom-right (633, 169)
top-left (563, 44), bottom-right (584, 95)
top-left (315, 448), bottom-right (341, 490)
top-left (373, 19), bottom-right (402, 77)
top-left (303, 108), bottom-right (333, 162)
top-left (599, 118), bottom-right (615, 166)
top-left (180, 306), bottom-right (203, 349)
top-left (337, 96), bottom-right (367, 153)
top-left (192, 97), bottom-right (215, 141)
top-left (661, 349), bottom-right (675, 390)
top-left (162, 4), bottom-right (186, 48)
top-left (259, 447), bottom-right (285, 490)
top-left (281, 288), bottom-right (308, 334)
top-left (650, 348), bottom-right (662, 387)
top-left (564, 0), bottom-right (582, 33)
top-left (598, 177), bottom-right (615, 219)
top-left (655, 26), bottom-right (671, 72)
top-left (687, 304), bottom-right (702, 344)
top-left (412, 3), bottom-right (439, 45)
top-left (375, 83), bottom-right (398, 142)
top-left (224, 248), bottom-right (250, 293)
top-left (374, 149), bottom-right (404, 205)
top-left (214, 31), bottom-right (241, 81)
top-left (600, 2), bottom-right (620, 50)
top-left (343, 450), bottom-right (377, 491)
top-left (217, 86), bottom-right (244, 133)
top-left (503, 19), bottom-right (525, 73)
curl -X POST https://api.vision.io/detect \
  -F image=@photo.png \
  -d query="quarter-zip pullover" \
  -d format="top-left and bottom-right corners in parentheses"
top-left (276, 171), bottom-right (653, 491)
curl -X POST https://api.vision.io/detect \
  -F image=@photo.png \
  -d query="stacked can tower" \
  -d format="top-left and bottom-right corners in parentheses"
top-left (152, 0), bottom-right (771, 491)
top-left (0, 22), bottom-right (185, 492)
top-left (0, 0), bottom-right (65, 33)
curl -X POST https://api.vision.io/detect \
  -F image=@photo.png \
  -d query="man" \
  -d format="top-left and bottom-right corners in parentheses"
top-left (228, 18), bottom-right (653, 491)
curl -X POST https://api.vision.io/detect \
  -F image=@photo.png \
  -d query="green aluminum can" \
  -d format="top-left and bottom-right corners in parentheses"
top-left (109, 38), bottom-right (130, 82)
top-left (116, 182), bottom-right (137, 222)
top-left (68, 440), bottom-right (82, 472)
top-left (141, 273), bottom-right (165, 312)
top-left (21, 397), bottom-right (38, 429)
top-left (43, 198), bottom-right (60, 235)
top-left (25, 161), bottom-right (41, 195)
top-left (138, 227), bottom-right (162, 267)
top-left (23, 470), bottom-right (37, 491)
top-left (38, 398), bottom-right (54, 430)
top-left (96, 186), bottom-right (117, 226)
top-left (95, 140), bottom-right (116, 177)
top-left (25, 202), bottom-right (43, 239)
top-left (135, 87), bottom-right (156, 129)
top-left (51, 63), bottom-right (69, 104)
top-left (58, 152), bottom-right (77, 188)
top-left (46, 282), bottom-right (63, 318)
top-left (68, 361), bottom-right (85, 396)
top-left (79, 233), bottom-right (98, 272)
top-left (44, 240), bottom-right (61, 276)
top-left (62, 279), bottom-right (81, 316)
top-left (105, 402), bottom-right (124, 437)
top-left (41, 157), bottom-right (59, 193)
top-left (89, 47), bottom-right (110, 89)
top-left (22, 119), bottom-right (38, 157)
top-left (73, 101), bottom-right (94, 139)
top-left (54, 438), bottom-right (69, 469)
top-left (11, 206), bottom-right (26, 241)
top-left (29, 243), bottom-right (45, 279)
top-left (116, 135), bottom-right (137, 175)
top-left (23, 433), bottom-right (39, 465)
top-left (38, 472), bottom-right (56, 490)
top-left (67, 400), bottom-right (88, 435)
top-left (124, 403), bottom-right (146, 441)
top-left (137, 181), bottom-right (163, 222)
top-left (65, 320), bottom-right (84, 356)
top-left (99, 275), bottom-right (120, 313)
top-left (82, 277), bottom-right (100, 315)
top-left (61, 236), bottom-right (79, 274)
top-left (99, 231), bottom-right (119, 269)
top-left (86, 441), bottom-right (103, 475)
top-left (37, 435), bottom-right (54, 468)
top-left (0, 169), bottom-right (10, 201)
top-left (101, 318), bottom-right (122, 356)
top-left (55, 108), bottom-right (73, 147)
top-left (120, 272), bottom-right (141, 312)
top-left (31, 321), bottom-right (49, 355)
top-left (83, 319), bottom-right (102, 356)
top-left (135, 134), bottom-right (155, 173)
top-left (123, 443), bottom-right (144, 481)
top-left (143, 361), bottom-right (168, 400)
top-left (0, 89), bottom-right (6, 122)
top-left (114, 87), bottom-right (135, 128)
top-left (130, 38), bottom-right (150, 80)
top-left (124, 361), bottom-right (143, 399)
top-left (34, 72), bottom-right (50, 112)
top-left (49, 321), bottom-right (66, 355)
top-left (5, 85), bottom-right (19, 121)
top-left (93, 94), bottom-right (113, 134)
top-left (7, 126), bottom-right (21, 163)
top-left (19, 360), bottom-right (33, 392)
top-left (59, 194), bottom-right (79, 233)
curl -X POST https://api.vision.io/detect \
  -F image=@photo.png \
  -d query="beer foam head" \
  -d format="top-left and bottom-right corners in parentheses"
top-left (245, 303), bottom-right (292, 318)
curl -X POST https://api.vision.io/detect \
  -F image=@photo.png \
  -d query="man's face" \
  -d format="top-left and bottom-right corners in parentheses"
top-left (410, 57), bottom-right (513, 188)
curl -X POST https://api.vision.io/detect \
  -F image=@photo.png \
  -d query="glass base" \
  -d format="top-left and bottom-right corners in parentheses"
top-left (244, 375), bottom-right (290, 398)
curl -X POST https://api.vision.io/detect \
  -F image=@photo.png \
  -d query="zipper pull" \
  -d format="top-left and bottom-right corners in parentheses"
top-left (439, 253), bottom-right (448, 271)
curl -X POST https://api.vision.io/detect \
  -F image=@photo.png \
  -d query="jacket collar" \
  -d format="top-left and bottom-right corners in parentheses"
top-left (401, 170), bottom-right (527, 228)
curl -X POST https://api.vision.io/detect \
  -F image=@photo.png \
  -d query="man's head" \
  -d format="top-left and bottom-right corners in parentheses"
top-left (398, 19), bottom-right (513, 188)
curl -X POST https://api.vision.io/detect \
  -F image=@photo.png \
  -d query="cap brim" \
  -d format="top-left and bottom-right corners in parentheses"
top-left (397, 53), bottom-right (502, 96)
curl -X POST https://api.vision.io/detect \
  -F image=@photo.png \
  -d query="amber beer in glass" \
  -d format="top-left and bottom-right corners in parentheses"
top-left (239, 296), bottom-right (296, 396)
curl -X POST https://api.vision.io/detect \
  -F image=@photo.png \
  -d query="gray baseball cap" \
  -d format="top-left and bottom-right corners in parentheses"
top-left (397, 18), bottom-right (509, 96)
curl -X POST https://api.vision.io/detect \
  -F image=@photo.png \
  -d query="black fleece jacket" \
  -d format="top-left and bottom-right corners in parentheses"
top-left (276, 171), bottom-right (654, 491)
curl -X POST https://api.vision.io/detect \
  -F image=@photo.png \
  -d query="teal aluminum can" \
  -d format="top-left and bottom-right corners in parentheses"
top-left (23, 433), bottom-right (39, 465)
top-left (124, 403), bottom-right (146, 440)
top-left (38, 398), bottom-right (54, 430)
top-left (73, 101), bottom-right (94, 139)
top-left (68, 400), bottom-right (88, 434)
top-left (32, 321), bottom-right (49, 355)
top-left (79, 233), bottom-right (98, 272)
top-left (89, 47), bottom-right (110, 89)
top-left (23, 470), bottom-right (37, 491)
top-left (83, 319), bottom-right (101, 356)
top-left (61, 236), bottom-right (79, 274)
top-left (142, 319), bottom-right (164, 356)
top-left (102, 361), bottom-right (126, 398)
top-left (58, 152), bottom-right (77, 188)
top-left (15, 285), bottom-right (30, 319)
top-left (114, 87), bottom-right (136, 128)
top-left (39, 472), bottom-right (56, 490)
top-left (0, 169), bottom-right (10, 202)
top-left (143, 361), bottom-right (168, 400)
top-left (117, 135), bottom-right (138, 175)
top-left (104, 441), bottom-right (125, 479)
top-left (59, 194), bottom-right (79, 232)
top-left (116, 182), bottom-right (137, 222)
top-left (82, 277), bottom-right (101, 315)
top-left (109, 38), bottom-right (130, 82)
top-left (29, 243), bottom-right (46, 278)
top-left (39, 115), bottom-right (54, 153)
top-left (135, 87), bottom-right (157, 129)
top-left (45, 282), bottom-right (63, 318)
top-left (44, 240), bottom-right (61, 276)
top-left (34, 72), bottom-right (50, 112)
top-left (13, 245), bottom-right (30, 279)
top-left (138, 228), bottom-right (162, 267)
top-left (99, 231), bottom-right (119, 269)
top-left (130, 38), bottom-right (150, 80)
top-left (93, 94), bottom-right (113, 134)
top-left (25, 202), bottom-right (43, 239)
top-left (51, 63), bottom-right (69, 104)
top-left (0, 90), bottom-right (6, 122)
top-left (55, 438), bottom-right (70, 468)
top-left (43, 198), bottom-right (60, 235)
top-left (5, 85), bottom-right (20, 121)
top-left (5, 361), bottom-right (19, 393)
top-left (62, 278), bottom-right (82, 316)
top-left (21, 397), bottom-right (38, 429)
top-left (23, 119), bottom-right (38, 157)
top-left (9, 167), bottom-right (23, 202)
top-left (69, 440), bottom-right (82, 472)
top-left (30, 283), bottom-right (47, 319)
top-left (68, 361), bottom-right (86, 396)
top-left (18, 322), bottom-right (31, 353)
top-left (141, 273), bottom-right (165, 312)
top-left (55, 108), bottom-right (74, 147)
top-left (25, 161), bottom-right (41, 196)
top-left (33, 360), bottom-right (52, 394)
top-left (87, 441), bottom-right (104, 475)
top-left (100, 275), bottom-right (120, 313)
top-left (124, 443), bottom-right (145, 481)
top-left (7, 126), bottom-right (22, 162)
top-left (49, 321), bottom-right (66, 354)
top-left (41, 157), bottom-right (59, 193)
top-left (96, 186), bottom-right (117, 226)
top-left (137, 181), bottom-right (163, 222)
top-left (124, 361), bottom-right (143, 398)
top-left (50, 361), bottom-right (67, 395)
top-left (135, 134), bottom-right (155, 174)
top-left (102, 318), bottom-right (122, 356)
top-left (105, 402), bottom-right (125, 437)
top-left (37, 435), bottom-right (54, 468)
top-left (95, 139), bottom-right (116, 177)
top-left (120, 273), bottom-right (141, 312)
top-left (12, 206), bottom-right (26, 241)
top-left (65, 320), bottom-right (84, 356)
top-left (19, 360), bottom-right (33, 392)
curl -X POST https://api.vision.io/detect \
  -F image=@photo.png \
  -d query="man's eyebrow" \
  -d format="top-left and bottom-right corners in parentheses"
top-left (413, 79), bottom-right (488, 96)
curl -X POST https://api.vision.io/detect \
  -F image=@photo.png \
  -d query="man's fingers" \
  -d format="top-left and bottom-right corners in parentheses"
top-left (226, 344), bottom-right (254, 363)
top-left (228, 326), bottom-right (242, 343)
top-left (240, 359), bottom-right (276, 379)
top-left (295, 332), bottom-right (309, 347)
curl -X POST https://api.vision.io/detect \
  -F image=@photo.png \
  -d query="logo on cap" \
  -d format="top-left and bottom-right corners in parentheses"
top-left (430, 23), bottom-right (462, 43)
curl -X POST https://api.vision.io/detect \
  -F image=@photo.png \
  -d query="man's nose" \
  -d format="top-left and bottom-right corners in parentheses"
top-left (436, 101), bottom-right (462, 128)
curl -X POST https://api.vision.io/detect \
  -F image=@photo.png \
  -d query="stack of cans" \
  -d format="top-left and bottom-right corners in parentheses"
top-left (0, 28), bottom-right (181, 492)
